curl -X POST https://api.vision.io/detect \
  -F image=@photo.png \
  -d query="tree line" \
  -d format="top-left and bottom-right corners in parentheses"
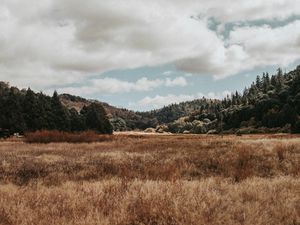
top-left (219, 66), bottom-right (300, 133)
top-left (1, 65), bottom-right (300, 135)
top-left (0, 83), bottom-right (113, 135)
top-left (139, 65), bottom-right (300, 133)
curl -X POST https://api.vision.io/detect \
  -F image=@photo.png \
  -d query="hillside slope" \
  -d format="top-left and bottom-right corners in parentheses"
top-left (59, 65), bottom-right (300, 134)
top-left (59, 94), bottom-right (156, 131)
top-left (161, 66), bottom-right (300, 134)
top-left (59, 94), bottom-right (221, 131)
top-left (1, 65), bottom-right (300, 134)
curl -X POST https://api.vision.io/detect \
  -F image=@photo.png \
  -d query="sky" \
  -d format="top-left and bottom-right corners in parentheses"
top-left (1, 0), bottom-right (300, 111)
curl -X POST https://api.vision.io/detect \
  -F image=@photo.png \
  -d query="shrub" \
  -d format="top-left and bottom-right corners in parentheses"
top-left (25, 130), bottom-right (113, 143)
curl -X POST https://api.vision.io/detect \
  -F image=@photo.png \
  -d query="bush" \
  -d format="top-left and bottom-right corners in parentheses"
top-left (25, 130), bottom-right (113, 143)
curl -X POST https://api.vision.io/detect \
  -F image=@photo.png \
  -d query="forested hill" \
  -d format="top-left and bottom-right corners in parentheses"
top-left (59, 65), bottom-right (300, 134)
top-left (1, 65), bottom-right (300, 134)
top-left (223, 66), bottom-right (300, 131)
top-left (152, 65), bottom-right (300, 134)
top-left (59, 93), bottom-right (221, 131)
top-left (0, 84), bottom-right (113, 135)
top-left (59, 94), bottom-right (158, 131)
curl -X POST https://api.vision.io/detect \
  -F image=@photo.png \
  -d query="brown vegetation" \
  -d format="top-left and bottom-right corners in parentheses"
top-left (0, 134), bottom-right (299, 224)
top-left (25, 130), bottom-right (113, 143)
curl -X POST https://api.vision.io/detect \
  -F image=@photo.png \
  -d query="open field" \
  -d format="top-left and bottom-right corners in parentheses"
top-left (0, 134), bottom-right (299, 225)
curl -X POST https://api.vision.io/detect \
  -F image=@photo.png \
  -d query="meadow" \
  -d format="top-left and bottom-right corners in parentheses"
top-left (0, 134), bottom-right (299, 225)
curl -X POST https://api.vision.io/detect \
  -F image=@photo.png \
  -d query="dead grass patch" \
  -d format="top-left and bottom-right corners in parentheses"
top-left (0, 177), bottom-right (299, 225)
top-left (25, 130), bottom-right (113, 143)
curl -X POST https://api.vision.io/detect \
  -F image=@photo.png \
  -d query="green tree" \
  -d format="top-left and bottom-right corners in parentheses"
top-left (256, 75), bottom-right (261, 89)
top-left (51, 91), bottom-right (70, 131)
top-left (81, 103), bottom-right (113, 134)
top-left (2, 90), bottom-right (26, 133)
top-left (23, 88), bottom-right (41, 131)
top-left (69, 108), bottom-right (85, 131)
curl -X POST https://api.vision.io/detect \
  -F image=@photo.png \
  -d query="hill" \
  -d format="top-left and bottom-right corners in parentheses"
top-left (59, 94), bottom-right (157, 131)
top-left (153, 65), bottom-right (300, 134)
top-left (1, 65), bottom-right (300, 134)
top-left (59, 93), bottom-right (223, 132)
top-left (58, 65), bottom-right (300, 134)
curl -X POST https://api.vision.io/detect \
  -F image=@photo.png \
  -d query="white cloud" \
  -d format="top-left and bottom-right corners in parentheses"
top-left (134, 90), bottom-right (231, 110)
top-left (177, 20), bottom-right (300, 79)
top-left (0, 0), bottom-right (300, 89)
top-left (56, 76), bottom-right (187, 96)
top-left (224, 21), bottom-right (300, 77)
top-left (136, 94), bottom-right (198, 109)
top-left (165, 77), bottom-right (187, 87)
top-left (163, 71), bottom-right (173, 76)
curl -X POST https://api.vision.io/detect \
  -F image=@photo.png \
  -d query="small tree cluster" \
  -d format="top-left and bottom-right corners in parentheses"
top-left (0, 83), bottom-right (112, 135)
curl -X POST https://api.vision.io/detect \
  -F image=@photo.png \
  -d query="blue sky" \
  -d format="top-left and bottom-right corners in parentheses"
top-left (54, 61), bottom-right (300, 111)
top-left (1, 0), bottom-right (300, 111)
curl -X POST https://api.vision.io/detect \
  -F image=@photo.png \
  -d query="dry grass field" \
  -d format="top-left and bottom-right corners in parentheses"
top-left (0, 134), bottom-right (299, 225)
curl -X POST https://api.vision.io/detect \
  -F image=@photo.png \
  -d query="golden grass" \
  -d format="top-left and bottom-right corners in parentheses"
top-left (0, 134), bottom-right (299, 224)
top-left (0, 177), bottom-right (299, 225)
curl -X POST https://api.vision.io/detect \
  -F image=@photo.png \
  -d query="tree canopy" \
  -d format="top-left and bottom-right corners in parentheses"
top-left (0, 83), bottom-right (112, 135)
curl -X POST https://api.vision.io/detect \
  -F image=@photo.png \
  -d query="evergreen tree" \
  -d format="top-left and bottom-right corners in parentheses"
top-left (256, 75), bottom-right (261, 89)
top-left (81, 103), bottom-right (113, 134)
top-left (270, 75), bottom-right (277, 87)
top-left (265, 73), bottom-right (270, 85)
top-left (277, 68), bottom-right (283, 78)
top-left (23, 88), bottom-right (40, 131)
top-left (69, 108), bottom-right (85, 131)
top-left (262, 73), bottom-right (268, 93)
top-left (2, 91), bottom-right (26, 133)
top-left (51, 91), bottom-right (70, 131)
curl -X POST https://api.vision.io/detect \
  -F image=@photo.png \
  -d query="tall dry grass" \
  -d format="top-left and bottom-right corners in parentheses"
top-left (0, 135), bottom-right (299, 185)
top-left (0, 177), bottom-right (299, 225)
top-left (0, 134), bottom-right (299, 224)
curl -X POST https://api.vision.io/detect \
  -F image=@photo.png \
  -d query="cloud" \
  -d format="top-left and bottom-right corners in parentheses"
top-left (176, 20), bottom-right (300, 79)
top-left (0, 0), bottom-right (300, 90)
top-left (225, 21), bottom-right (300, 75)
top-left (136, 94), bottom-right (198, 109)
top-left (163, 71), bottom-right (173, 76)
top-left (134, 90), bottom-right (230, 110)
top-left (165, 77), bottom-right (187, 87)
top-left (56, 76), bottom-right (187, 96)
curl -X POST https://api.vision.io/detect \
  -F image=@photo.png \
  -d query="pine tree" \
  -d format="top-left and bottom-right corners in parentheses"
top-left (262, 73), bottom-right (268, 93)
top-left (69, 108), bottom-right (85, 131)
top-left (81, 103), bottom-right (113, 134)
top-left (51, 91), bottom-right (70, 131)
top-left (277, 68), bottom-right (283, 78)
top-left (266, 72), bottom-right (270, 85)
top-left (23, 88), bottom-right (40, 131)
top-left (256, 75), bottom-right (261, 89)
top-left (3, 90), bottom-right (26, 133)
